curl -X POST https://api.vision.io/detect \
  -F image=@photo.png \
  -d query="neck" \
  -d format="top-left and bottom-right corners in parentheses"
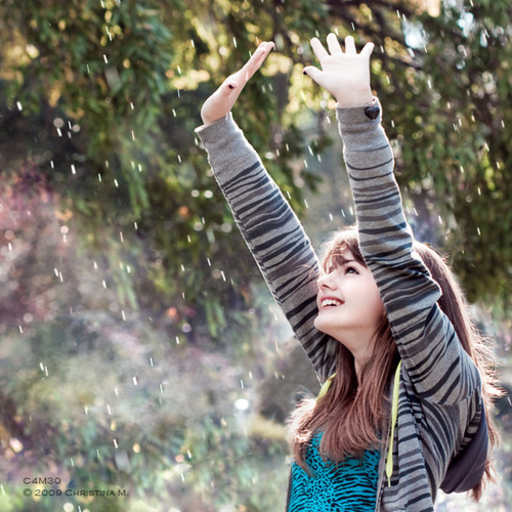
top-left (353, 356), bottom-right (368, 384)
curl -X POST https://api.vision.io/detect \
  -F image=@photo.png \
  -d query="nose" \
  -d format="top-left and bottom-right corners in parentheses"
top-left (317, 271), bottom-right (336, 291)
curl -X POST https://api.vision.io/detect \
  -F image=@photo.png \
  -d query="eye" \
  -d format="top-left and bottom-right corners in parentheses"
top-left (345, 266), bottom-right (359, 275)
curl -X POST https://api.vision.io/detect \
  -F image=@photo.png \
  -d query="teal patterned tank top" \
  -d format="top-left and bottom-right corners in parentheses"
top-left (289, 432), bottom-right (380, 511)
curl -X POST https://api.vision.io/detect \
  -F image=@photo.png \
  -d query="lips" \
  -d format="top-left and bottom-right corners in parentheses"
top-left (319, 296), bottom-right (343, 308)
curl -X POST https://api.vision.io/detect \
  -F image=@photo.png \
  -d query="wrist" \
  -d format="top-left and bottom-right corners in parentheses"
top-left (335, 90), bottom-right (373, 108)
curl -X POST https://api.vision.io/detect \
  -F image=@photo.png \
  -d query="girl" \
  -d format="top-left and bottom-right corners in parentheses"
top-left (196, 35), bottom-right (499, 511)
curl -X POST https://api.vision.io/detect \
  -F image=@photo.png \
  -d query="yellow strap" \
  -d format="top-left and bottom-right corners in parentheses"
top-left (386, 360), bottom-right (402, 486)
top-left (317, 373), bottom-right (337, 401)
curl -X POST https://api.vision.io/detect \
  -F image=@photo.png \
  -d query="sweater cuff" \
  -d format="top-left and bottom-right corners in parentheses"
top-left (336, 96), bottom-right (382, 127)
top-left (195, 113), bottom-right (239, 143)
top-left (195, 113), bottom-right (255, 179)
top-left (336, 97), bottom-right (385, 149)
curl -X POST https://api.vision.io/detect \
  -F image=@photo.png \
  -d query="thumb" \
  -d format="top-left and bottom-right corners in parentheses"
top-left (302, 66), bottom-right (323, 84)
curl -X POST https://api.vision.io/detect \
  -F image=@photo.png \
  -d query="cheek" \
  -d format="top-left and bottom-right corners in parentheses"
top-left (367, 287), bottom-right (385, 317)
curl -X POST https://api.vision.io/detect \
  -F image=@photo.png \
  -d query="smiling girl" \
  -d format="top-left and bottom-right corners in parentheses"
top-left (196, 35), bottom-right (500, 511)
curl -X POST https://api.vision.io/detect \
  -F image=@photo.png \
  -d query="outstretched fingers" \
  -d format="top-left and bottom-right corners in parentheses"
top-left (310, 37), bottom-right (329, 62)
top-left (360, 41), bottom-right (375, 58)
top-left (326, 33), bottom-right (343, 55)
top-left (344, 36), bottom-right (356, 54)
top-left (241, 41), bottom-right (275, 81)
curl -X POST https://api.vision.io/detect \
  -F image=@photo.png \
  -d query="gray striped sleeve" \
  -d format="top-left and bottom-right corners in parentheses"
top-left (196, 114), bottom-right (338, 381)
top-left (336, 101), bottom-right (481, 404)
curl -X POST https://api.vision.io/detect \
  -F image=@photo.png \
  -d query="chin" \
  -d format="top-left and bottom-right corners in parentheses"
top-left (314, 316), bottom-right (331, 337)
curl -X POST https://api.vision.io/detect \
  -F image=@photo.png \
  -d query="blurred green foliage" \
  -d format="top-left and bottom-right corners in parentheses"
top-left (0, 0), bottom-right (510, 510)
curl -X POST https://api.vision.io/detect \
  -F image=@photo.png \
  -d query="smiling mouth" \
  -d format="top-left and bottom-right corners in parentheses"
top-left (320, 298), bottom-right (343, 308)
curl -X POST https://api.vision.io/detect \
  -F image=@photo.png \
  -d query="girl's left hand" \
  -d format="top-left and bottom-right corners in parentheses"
top-left (303, 34), bottom-right (374, 107)
top-left (200, 41), bottom-right (275, 126)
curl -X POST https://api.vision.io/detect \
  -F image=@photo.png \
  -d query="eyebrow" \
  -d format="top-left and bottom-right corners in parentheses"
top-left (340, 258), bottom-right (359, 266)
top-left (324, 257), bottom-right (360, 272)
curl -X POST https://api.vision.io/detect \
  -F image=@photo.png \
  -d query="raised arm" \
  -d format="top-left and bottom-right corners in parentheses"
top-left (197, 43), bottom-right (337, 381)
top-left (304, 34), bottom-right (480, 403)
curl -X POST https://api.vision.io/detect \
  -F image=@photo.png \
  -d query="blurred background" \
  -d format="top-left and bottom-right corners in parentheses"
top-left (0, 0), bottom-right (510, 510)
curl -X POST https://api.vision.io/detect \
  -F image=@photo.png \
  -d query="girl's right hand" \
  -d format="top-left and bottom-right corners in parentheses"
top-left (303, 34), bottom-right (374, 107)
top-left (200, 41), bottom-right (275, 126)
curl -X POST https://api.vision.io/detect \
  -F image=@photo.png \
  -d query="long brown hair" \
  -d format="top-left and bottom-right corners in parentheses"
top-left (287, 225), bottom-right (500, 501)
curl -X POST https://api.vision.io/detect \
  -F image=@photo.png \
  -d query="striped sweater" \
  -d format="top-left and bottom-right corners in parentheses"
top-left (195, 100), bottom-right (483, 511)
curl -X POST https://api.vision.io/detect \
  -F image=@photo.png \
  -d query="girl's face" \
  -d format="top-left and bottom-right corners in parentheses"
top-left (314, 249), bottom-right (385, 360)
